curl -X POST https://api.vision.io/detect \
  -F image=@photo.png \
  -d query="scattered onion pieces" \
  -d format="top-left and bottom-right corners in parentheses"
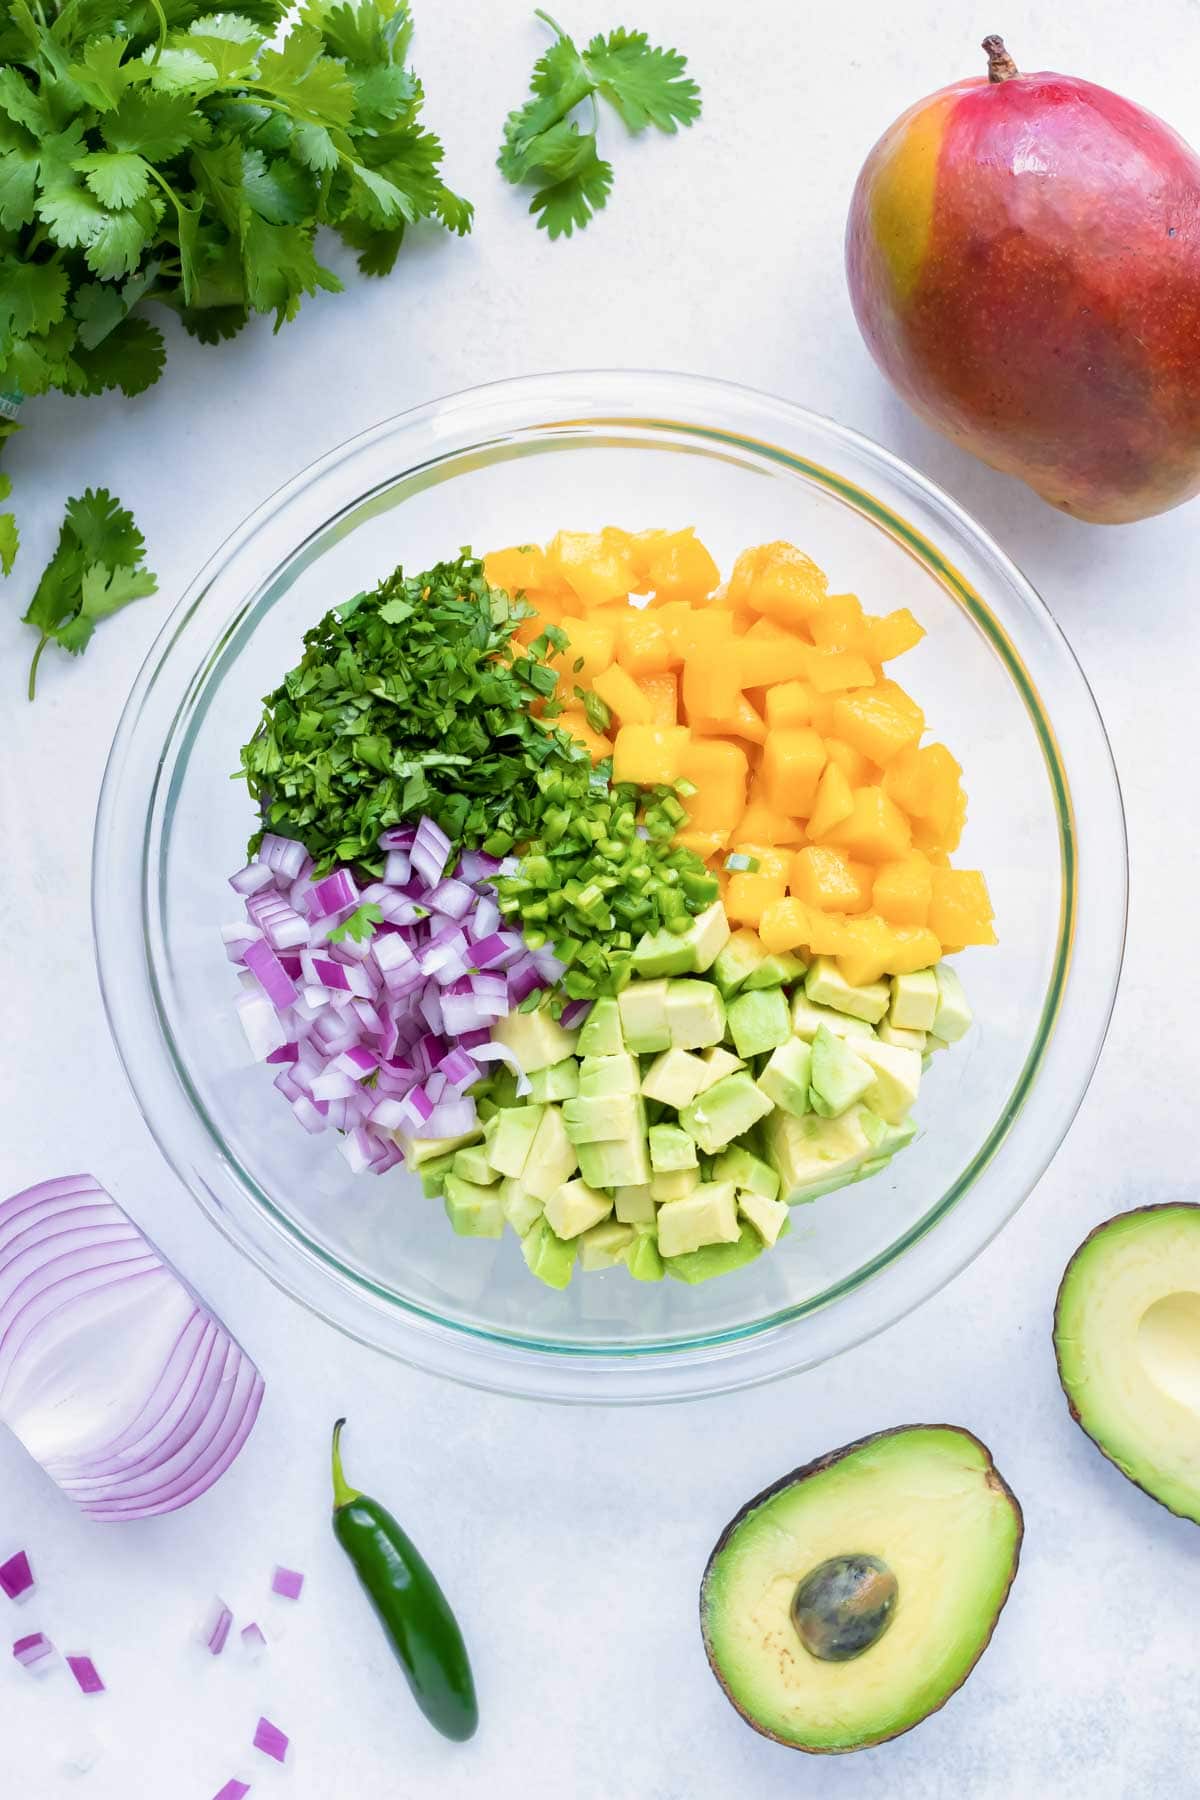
top-left (66, 1653), bottom-right (104, 1694)
top-left (13, 1630), bottom-right (54, 1669)
top-left (212, 1783), bottom-right (250, 1800)
top-left (254, 1715), bottom-right (289, 1763)
top-left (202, 1597), bottom-right (234, 1655)
top-left (0, 1175), bottom-right (264, 1521)
top-left (0, 1549), bottom-right (33, 1600)
top-left (270, 1565), bottom-right (304, 1600)
top-left (241, 1620), bottom-right (267, 1655)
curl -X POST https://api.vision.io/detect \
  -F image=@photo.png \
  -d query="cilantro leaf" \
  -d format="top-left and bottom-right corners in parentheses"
top-left (71, 313), bottom-right (166, 394)
top-left (21, 487), bottom-right (157, 699)
top-left (582, 28), bottom-right (701, 132)
top-left (74, 149), bottom-right (153, 207)
top-left (327, 901), bottom-right (384, 944)
top-left (0, 472), bottom-right (17, 577)
top-left (255, 26), bottom-right (356, 127)
top-left (530, 136), bottom-right (611, 238)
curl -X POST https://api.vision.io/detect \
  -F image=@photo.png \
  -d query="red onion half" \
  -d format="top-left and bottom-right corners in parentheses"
top-left (0, 1176), bottom-right (264, 1522)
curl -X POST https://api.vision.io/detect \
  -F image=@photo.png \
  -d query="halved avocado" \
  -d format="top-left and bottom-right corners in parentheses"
top-left (1055, 1204), bottom-right (1200, 1525)
top-left (700, 1425), bottom-right (1022, 1753)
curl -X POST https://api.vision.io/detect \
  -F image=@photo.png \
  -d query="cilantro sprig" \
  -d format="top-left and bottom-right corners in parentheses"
top-left (22, 488), bottom-right (157, 698)
top-left (328, 901), bottom-right (384, 944)
top-left (499, 11), bottom-right (700, 237)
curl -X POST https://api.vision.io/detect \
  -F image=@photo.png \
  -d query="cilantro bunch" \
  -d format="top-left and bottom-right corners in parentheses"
top-left (499, 10), bottom-right (700, 237)
top-left (0, 0), bottom-right (470, 563)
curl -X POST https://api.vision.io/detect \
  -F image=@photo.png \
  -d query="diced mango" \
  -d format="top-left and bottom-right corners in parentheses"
top-left (745, 542), bottom-right (828, 628)
top-left (737, 798), bottom-right (806, 846)
top-left (822, 736), bottom-right (876, 786)
top-left (873, 855), bottom-right (933, 927)
top-left (883, 926), bottom-right (943, 974)
top-left (556, 615), bottom-right (616, 683)
top-left (761, 728), bottom-right (826, 818)
top-left (634, 528), bottom-right (720, 604)
top-left (682, 649), bottom-right (742, 726)
top-left (809, 592), bottom-right (866, 653)
top-left (511, 593), bottom-right (564, 647)
top-left (726, 871), bottom-right (788, 927)
top-left (692, 694), bottom-right (766, 745)
top-left (556, 708), bottom-right (613, 764)
top-left (636, 671), bottom-right (678, 725)
top-left (484, 544), bottom-right (566, 597)
top-left (834, 915), bottom-right (899, 988)
top-left (928, 869), bottom-right (996, 948)
top-left (863, 608), bottom-right (925, 663)
top-left (736, 620), bottom-right (812, 686)
top-left (730, 844), bottom-right (793, 882)
top-left (884, 742), bottom-right (964, 843)
top-left (806, 761), bottom-right (855, 841)
top-left (789, 846), bottom-right (872, 913)
top-left (758, 897), bottom-right (814, 955)
top-left (612, 723), bottom-right (690, 787)
top-left (549, 530), bottom-right (635, 607)
top-left (826, 787), bottom-right (912, 863)
top-left (680, 739), bottom-right (749, 836)
top-left (616, 608), bottom-right (674, 675)
top-left (592, 663), bottom-right (654, 726)
top-left (832, 683), bottom-right (925, 766)
top-left (764, 681), bottom-right (818, 730)
top-left (804, 647), bottom-right (876, 694)
top-left (676, 829), bottom-right (730, 858)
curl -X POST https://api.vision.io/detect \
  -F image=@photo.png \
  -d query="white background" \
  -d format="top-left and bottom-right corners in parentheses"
top-left (2, 2), bottom-right (1197, 1794)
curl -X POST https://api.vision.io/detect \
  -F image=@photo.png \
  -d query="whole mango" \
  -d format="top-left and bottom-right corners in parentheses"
top-left (846, 37), bottom-right (1200, 523)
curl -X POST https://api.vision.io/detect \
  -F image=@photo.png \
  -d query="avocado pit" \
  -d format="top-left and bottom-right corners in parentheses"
top-left (791, 1553), bottom-right (898, 1662)
top-left (1137, 1290), bottom-right (1200, 1411)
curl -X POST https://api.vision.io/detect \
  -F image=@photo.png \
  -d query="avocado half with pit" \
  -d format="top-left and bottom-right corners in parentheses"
top-left (1055, 1204), bottom-right (1200, 1524)
top-left (700, 1425), bottom-right (1022, 1753)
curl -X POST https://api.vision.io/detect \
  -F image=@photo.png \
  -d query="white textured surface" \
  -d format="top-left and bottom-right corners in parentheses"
top-left (2, 2), bottom-right (1197, 1793)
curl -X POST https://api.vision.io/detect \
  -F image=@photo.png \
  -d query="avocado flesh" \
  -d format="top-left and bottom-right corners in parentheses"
top-left (1055, 1204), bottom-right (1200, 1525)
top-left (701, 1425), bottom-right (1022, 1753)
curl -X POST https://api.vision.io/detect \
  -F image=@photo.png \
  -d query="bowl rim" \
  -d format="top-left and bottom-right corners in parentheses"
top-left (92, 368), bottom-right (1127, 1403)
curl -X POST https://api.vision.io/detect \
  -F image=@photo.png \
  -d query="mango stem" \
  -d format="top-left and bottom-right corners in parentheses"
top-left (982, 34), bottom-right (1019, 82)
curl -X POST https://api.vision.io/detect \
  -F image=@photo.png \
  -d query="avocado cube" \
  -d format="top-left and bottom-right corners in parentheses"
top-left (528, 1058), bottom-right (580, 1103)
top-left (624, 1225), bottom-right (665, 1282)
top-left (651, 1166), bottom-right (702, 1201)
top-left (562, 1092), bottom-right (645, 1146)
top-left (649, 1123), bottom-right (699, 1173)
top-left (743, 950), bottom-right (807, 991)
top-left (500, 1177), bottom-right (544, 1237)
top-left (443, 1175), bottom-right (505, 1238)
top-left (578, 1052), bottom-right (641, 1099)
top-left (680, 901), bottom-right (732, 973)
top-left (710, 1144), bottom-right (780, 1201)
top-left (614, 1183), bottom-right (657, 1224)
top-left (657, 1181), bottom-right (740, 1258)
top-left (491, 1008), bottom-right (579, 1072)
top-left (889, 968), bottom-right (939, 1033)
top-left (809, 1025), bottom-right (875, 1118)
top-left (452, 1143), bottom-right (497, 1187)
top-left (696, 1045), bottom-right (745, 1089)
top-left (804, 956), bottom-right (890, 1024)
top-left (789, 992), bottom-right (876, 1042)
top-left (738, 1189), bottom-right (790, 1247)
top-left (864, 1109), bottom-right (919, 1160)
top-left (713, 930), bottom-right (767, 996)
top-left (398, 1128), bottom-right (482, 1170)
top-left (576, 1135), bottom-right (651, 1189)
top-left (663, 1221), bottom-right (765, 1284)
top-left (578, 1218), bottom-right (636, 1271)
top-left (577, 996), bottom-right (625, 1057)
top-left (756, 1037), bottom-right (814, 1118)
top-left (544, 1177), bottom-right (612, 1241)
top-left (630, 925), bottom-right (696, 978)
top-left (680, 1071), bottom-right (773, 1155)
top-left (640, 1047), bottom-right (709, 1109)
top-left (764, 1104), bottom-right (876, 1203)
top-left (726, 987), bottom-right (791, 1059)
top-left (855, 1036), bottom-right (922, 1125)
top-left (521, 1105), bottom-right (579, 1202)
top-left (417, 1148), bottom-right (459, 1197)
top-left (932, 962), bottom-right (973, 1043)
top-left (618, 979), bottom-right (671, 1054)
top-left (665, 979), bottom-right (726, 1050)
top-left (877, 1020), bottom-right (927, 1053)
top-left (521, 1217), bottom-right (577, 1288)
top-left (486, 1104), bottom-right (546, 1179)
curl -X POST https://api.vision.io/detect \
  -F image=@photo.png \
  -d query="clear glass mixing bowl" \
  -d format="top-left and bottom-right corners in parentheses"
top-left (93, 372), bottom-right (1126, 1402)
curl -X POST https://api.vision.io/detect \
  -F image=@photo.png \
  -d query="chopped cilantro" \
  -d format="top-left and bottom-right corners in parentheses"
top-left (327, 901), bottom-right (385, 944)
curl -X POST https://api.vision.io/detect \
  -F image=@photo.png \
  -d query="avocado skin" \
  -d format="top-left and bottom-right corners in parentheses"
top-left (698, 1424), bottom-right (1024, 1755)
top-left (1053, 1202), bottom-right (1200, 1527)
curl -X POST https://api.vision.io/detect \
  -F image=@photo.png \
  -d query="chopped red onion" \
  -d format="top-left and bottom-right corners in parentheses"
top-left (212, 1782), bottom-right (251, 1800)
top-left (411, 816), bottom-right (451, 887)
top-left (254, 1716), bottom-right (289, 1764)
top-left (384, 848), bottom-right (412, 884)
top-left (308, 868), bottom-right (359, 919)
top-left (229, 860), bottom-right (275, 896)
top-left (471, 1041), bottom-right (532, 1096)
top-left (271, 1566), bottom-right (304, 1600)
top-left (458, 848), bottom-right (503, 883)
top-left (260, 833), bottom-right (312, 882)
top-left (438, 1047), bottom-right (478, 1090)
top-left (243, 938), bottom-right (299, 1010)
top-left (418, 1098), bottom-right (477, 1139)
top-left (13, 1631), bottom-right (54, 1669)
top-left (427, 878), bottom-right (475, 919)
top-left (203, 1597), bottom-right (234, 1655)
top-left (379, 825), bottom-right (417, 851)
top-left (66, 1654), bottom-right (105, 1694)
top-left (0, 1550), bottom-right (33, 1600)
top-left (241, 1620), bottom-right (267, 1652)
top-left (560, 999), bottom-right (593, 1030)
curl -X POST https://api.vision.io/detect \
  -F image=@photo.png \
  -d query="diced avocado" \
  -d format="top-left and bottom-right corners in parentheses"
top-left (418, 1148), bottom-right (460, 1196)
top-left (932, 962), bottom-right (973, 1043)
top-left (397, 1128), bottom-right (482, 1169)
top-left (854, 1037), bottom-right (922, 1126)
top-left (649, 1123), bottom-right (699, 1173)
top-left (665, 1221), bottom-right (764, 1284)
top-left (726, 987), bottom-right (791, 1059)
top-left (631, 924), bottom-right (696, 978)
top-left (486, 1104), bottom-right (545, 1178)
top-left (521, 1217), bottom-right (577, 1289)
top-left (578, 1218), bottom-right (636, 1271)
top-left (528, 1058), bottom-right (580, 1103)
top-left (713, 930), bottom-right (768, 996)
top-left (805, 956), bottom-right (890, 1023)
top-left (665, 979), bottom-right (727, 1050)
top-left (743, 950), bottom-right (807, 991)
top-left (809, 1025), bottom-right (875, 1118)
top-left (764, 1104), bottom-right (877, 1203)
top-left (576, 1135), bottom-right (651, 1189)
top-left (499, 1177), bottom-right (544, 1237)
top-left (652, 1166), bottom-right (702, 1201)
top-left (889, 969), bottom-right (938, 1033)
top-left (697, 1045), bottom-right (746, 1089)
top-left (865, 1111), bottom-right (918, 1159)
top-left (544, 1177), bottom-right (613, 1240)
top-left (490, 1008), bottom-right (579, 1073)
top-left (521, 1105), bottom-right (579, 1202)
top-left (443, 1174), bottom-right (505, 1238)
top-left (624, 1224), bottom-right (665, 1282)
top-left (657, 1181), bottom-right (740, 1258)
top-left (710, 1145), bottom-right (780, 1201)
top-left (614, 1182), bottom-right (656, 1224)
top-left (577, 996), bottom-right (624, 1057)
top-left (618, 979), bottom-right (671, 1053)
top-left (681, 1072), bottom-right (773, 1155)
top-left (738, 1189), bottom-right (790, 1247)
top-left (878, 1020), bottom-right (927, 1053)
top-left (641, 1046), bottom-right (709, 1109)
top-left (452, 1143), bottom-right (496, 1187)
top-left (757, 1037), bottom-right (813, 1119)
top-left (578, 1052), bottom-right (641, 1098)
top-left (789, 992), bottom-right (876, 1042)
top-left (562, 1092), bottom-right (645, 1146)
top-left (677, 901), bottom-right (732, 973)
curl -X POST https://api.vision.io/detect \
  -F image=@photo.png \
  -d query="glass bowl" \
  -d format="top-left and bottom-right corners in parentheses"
top-left (93, 372), bottom-right (1126, 1403)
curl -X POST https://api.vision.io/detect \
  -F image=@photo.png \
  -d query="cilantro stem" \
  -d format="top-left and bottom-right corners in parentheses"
top-left (27, 635), bottom-right (48, 704)
top-left (147, 0), bottom-right (168, 65)
top-left (533, 8), bottom-right (569, 38)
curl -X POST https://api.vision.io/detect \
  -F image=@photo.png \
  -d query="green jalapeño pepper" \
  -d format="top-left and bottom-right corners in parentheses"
top-left (331, 1418), bottom-right (479, 1741)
